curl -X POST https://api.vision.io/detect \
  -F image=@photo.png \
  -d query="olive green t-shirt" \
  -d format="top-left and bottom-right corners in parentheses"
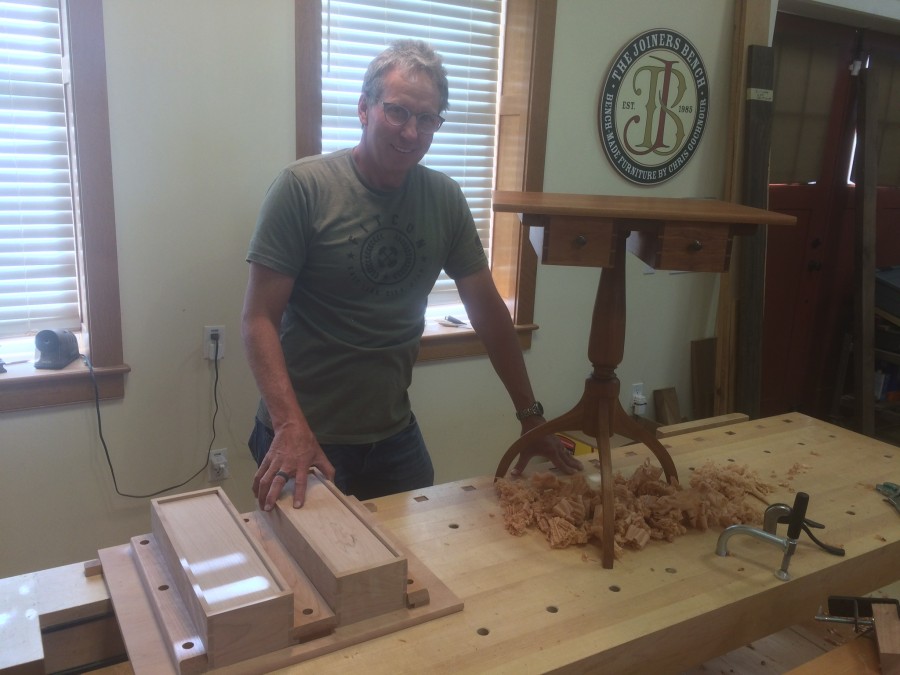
top-left (247, 149), bottom-right (487, 443)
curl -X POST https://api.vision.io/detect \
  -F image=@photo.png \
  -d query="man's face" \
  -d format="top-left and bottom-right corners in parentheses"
top-left (355, 67), bottom-right (442, 190)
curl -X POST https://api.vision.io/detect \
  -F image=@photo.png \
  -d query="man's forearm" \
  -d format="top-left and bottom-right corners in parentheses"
top-left (459, 271), bottom-right (538, 413)
top-left (241, 315), bottom-right (309, 434)
top-left (475, 312), bottom-right (536, 412)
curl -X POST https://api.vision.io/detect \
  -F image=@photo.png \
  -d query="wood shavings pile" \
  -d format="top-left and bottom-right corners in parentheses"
top-left (495, 460), bottom-right (773, 559)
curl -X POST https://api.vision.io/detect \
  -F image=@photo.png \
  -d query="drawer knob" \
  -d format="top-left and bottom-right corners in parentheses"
top-left (688, 239), bottom-right (703, 252)
top-left (574, 235), bottom-right (588, 249)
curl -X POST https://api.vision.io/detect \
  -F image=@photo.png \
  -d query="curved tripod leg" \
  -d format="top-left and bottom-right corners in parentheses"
top-left (493, 403), bottom-right (587, 480)
top-left (611, 400), bottom-right (679, 484)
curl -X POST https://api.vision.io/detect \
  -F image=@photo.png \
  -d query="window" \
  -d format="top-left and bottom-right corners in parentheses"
top-left (321, 1), bottom-right (502, 313)
top-left (295, 0), bottom-right (555, 359)
top-left (0, 0), bottom-right (80, 345)
top-left (0, 0), bottom-right (127, 413)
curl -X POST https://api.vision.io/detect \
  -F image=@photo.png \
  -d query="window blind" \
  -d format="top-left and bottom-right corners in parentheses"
top-left (321, 0), bottom-right (502, 308)
top-left (0, 0), bottom-right (79, 340)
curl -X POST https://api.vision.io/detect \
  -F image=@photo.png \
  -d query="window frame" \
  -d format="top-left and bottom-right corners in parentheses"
top-left (294, 0), bottom-right (554, 361)
top-left (0, 0), bottom-right (128, 413)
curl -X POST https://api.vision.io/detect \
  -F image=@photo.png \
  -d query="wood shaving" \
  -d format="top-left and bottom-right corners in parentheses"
top-left (787, 462), bottom-right (811, 477)
top-left (496, 460), bottom-right (773, 558)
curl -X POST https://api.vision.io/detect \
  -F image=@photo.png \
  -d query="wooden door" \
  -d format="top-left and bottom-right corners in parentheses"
top-left (760, 15), bottom-right (900, 419)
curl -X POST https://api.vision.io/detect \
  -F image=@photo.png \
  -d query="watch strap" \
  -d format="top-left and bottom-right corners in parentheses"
top-left (515, 401), bottom-right (543, 421)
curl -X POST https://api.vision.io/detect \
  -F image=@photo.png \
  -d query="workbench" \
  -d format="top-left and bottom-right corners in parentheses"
top-left (2, 413), bottom-right (898, 674)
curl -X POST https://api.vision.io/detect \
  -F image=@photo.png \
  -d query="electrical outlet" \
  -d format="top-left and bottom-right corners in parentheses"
top-left (208, 448), bottom-right (229, 482)
top-left (631, 382), bottom-right (644, 404)
top-left (203, 325), bottom-right (225, 360)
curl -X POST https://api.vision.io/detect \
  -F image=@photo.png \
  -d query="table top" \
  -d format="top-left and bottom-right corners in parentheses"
top-left (492, 190), bottom-right (797, 226)
top-left (2, 413), bottom-right (897, 674)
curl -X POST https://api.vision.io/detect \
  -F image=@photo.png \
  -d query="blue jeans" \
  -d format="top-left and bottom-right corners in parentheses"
top-left (248, 413), bottom-right (434, 500)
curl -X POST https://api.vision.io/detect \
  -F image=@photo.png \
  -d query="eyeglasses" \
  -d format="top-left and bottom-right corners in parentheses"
top-left (381, 101), bottom-right (445, 133)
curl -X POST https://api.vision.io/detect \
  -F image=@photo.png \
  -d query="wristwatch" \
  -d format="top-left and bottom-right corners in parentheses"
top-left (515, 401), bottom-right (544, 421)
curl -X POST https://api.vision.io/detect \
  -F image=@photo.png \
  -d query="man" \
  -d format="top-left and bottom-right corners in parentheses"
top-left (242, 39), bottom-right (581, 512)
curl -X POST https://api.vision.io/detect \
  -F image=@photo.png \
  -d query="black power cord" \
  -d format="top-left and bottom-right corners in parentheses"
top-left (85, 334), bottom-right (220, 498)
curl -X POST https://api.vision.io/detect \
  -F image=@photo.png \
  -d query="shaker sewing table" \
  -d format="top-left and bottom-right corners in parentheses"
top-left (491, 191), bottom-right (797, 568)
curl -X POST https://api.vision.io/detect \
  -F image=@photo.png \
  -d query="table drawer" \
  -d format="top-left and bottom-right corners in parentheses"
top-left (626, 221), bottom-right (733, 272)
top-left (529, 215), bottom-right (616, 267)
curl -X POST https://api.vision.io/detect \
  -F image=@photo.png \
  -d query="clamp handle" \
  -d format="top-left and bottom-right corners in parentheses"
top-left (787, 492), bottom-right (810, 540)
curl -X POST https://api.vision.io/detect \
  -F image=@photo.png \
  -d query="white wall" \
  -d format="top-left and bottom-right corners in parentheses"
top-left (4, 0), bottom-right (889, 579)
top-left (1, 0), bottom-right (296, 577)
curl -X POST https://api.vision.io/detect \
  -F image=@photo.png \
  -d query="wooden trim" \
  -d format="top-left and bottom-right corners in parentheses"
top-left (515, 0), bottom-right (555, 329)
top-left (521, 1), bottom-right (555, 194)
top-left (0, 362), bottom-right (129, 413)
top-left (714, 0), bottom-right (772, 416)
top-left (295, 0), bottom-right (322, 160)
top-left (68, 0), bottom-right (124, 370)
top-left (418, 324), bottom-right (537, 362)
top-left (853, 66), bottom-right (877, 435)
top-left (490, 0), bottom-right (556, 340)
top-left (734, 45), bottom-right (775, 419)
top-left (0, 0), bottom-right (128, 413)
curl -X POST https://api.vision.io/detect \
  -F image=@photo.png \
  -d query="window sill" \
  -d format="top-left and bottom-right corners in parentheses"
top-left (418, 322), bottom-right (537, 362)
top-left (0, 358), bottom-right (130, 413)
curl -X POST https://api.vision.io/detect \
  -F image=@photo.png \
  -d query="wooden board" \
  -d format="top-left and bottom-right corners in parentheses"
top-left (691, 337), bottom-right (717, 419)
top-left (264, 473), bottom-right (407, 624)
top-left (786, 636), bottom-right (882, 674)
top-left (149, 489), bottom-right (294, 668)
top-left (656, 412), bottom-right (750, 438)
top-left (874, 602), bottom-right (900, 675)
top-left (0, 561), bottom-right (118, 674)
top-left (130, 534), bottom-right (208, 674)
top-left (653, 387), bottom-right (681, 425)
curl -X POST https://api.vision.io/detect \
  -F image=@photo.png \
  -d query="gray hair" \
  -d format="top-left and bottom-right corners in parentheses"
top-left (361, 39), bottom-right (449, 113)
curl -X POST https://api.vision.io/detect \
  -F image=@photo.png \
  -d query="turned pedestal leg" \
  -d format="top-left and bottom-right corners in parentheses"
top-left (494, 228), bottom-right (678, 569)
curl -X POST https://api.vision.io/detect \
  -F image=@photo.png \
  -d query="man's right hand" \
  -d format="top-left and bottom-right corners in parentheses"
top-left (252, 423), bottom-right (335, 511)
